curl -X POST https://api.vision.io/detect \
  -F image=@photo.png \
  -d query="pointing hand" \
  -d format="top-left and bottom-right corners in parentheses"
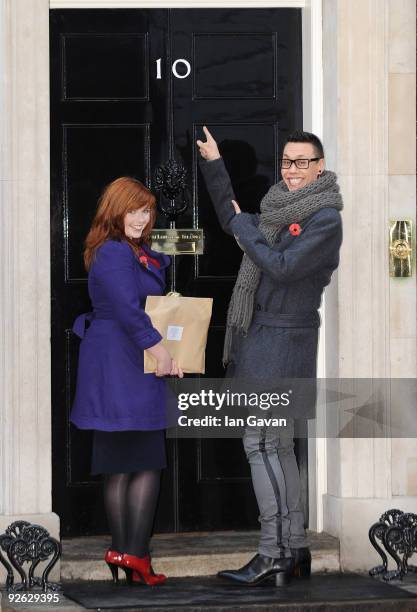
top-left (196, 126), bottom-right (221, 161)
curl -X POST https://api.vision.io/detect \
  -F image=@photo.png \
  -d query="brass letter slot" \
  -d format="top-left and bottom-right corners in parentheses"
top-left (151, 229), bottom-right (204, 255)
top-left (389, 220), bottom-right (413, 277)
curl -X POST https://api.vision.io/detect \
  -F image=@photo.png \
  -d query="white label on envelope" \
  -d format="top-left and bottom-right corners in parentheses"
top-left (167, 325), bottom-right (183, 341)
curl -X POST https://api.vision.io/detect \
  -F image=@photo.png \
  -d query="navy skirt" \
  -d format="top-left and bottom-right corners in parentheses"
top-left (91, 429), bottom-right (167, 475)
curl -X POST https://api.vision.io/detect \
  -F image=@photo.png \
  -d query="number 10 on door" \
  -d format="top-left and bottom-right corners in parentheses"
top-left (156, 58), bottom-right (191, 79)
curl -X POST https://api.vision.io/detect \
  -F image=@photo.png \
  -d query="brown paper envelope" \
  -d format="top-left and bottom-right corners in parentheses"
top-left (144, 295), bottom-right (213, 374)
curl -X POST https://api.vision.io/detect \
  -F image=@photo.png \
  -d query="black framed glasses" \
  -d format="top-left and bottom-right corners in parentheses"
top-left (279, 157), bottom-right (322, 169)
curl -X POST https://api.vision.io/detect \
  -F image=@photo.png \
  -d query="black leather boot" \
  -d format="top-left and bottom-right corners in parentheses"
top-left (291, 547), bottom-right (311, 578)
top-left (217, 553), bottom-right (294, 586)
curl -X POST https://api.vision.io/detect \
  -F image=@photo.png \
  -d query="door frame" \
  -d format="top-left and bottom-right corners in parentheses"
top-left (48, 0), bottom-right (327, 533)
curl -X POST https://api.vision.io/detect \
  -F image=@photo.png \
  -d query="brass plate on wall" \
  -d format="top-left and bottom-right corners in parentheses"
top-left (151, 229), bottom-right (204, 255)
top-left (389, 220), bottom-right (413, 277)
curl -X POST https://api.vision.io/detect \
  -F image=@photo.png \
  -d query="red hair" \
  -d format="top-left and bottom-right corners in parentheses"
top-left (84, 177), bottom-right (157, 270)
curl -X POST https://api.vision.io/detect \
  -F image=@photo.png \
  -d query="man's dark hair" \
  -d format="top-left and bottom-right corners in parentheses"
top-left (285, 130), bottom-right (324, 158)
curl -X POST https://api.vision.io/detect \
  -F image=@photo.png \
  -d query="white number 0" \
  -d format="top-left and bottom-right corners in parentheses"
top-left (156, 58), bottom-right (191, 80)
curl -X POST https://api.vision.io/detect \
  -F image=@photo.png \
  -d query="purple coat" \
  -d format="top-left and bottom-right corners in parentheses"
top-left (70, 239), bottom-right (171, 431)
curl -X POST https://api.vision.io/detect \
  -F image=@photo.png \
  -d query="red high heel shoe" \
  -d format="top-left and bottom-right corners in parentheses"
top-left (104, 549), bottom-right (125, 584)
top-left (121, 553), bottom-right (167, 586)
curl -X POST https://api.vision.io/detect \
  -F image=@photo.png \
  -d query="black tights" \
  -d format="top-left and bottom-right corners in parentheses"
top-left (103, 470), bottom-right (161, 557)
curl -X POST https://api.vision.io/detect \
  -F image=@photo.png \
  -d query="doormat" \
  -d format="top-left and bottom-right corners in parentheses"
top-left (63, 573), bottom-right (417, 611)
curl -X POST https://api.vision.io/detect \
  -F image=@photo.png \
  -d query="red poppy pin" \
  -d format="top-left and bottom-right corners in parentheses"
top-left (139, 254), bottom-right (149, 268)
top-left (289, 223), bottom-right (302, 236)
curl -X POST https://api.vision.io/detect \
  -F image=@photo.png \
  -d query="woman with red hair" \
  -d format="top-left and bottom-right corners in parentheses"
top-left (71, 176), bottom-right (182, 585)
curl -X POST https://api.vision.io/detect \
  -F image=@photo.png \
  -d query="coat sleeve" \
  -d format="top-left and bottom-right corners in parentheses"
top-left (199, 157), bottom-right (257, 235)
top-left (94, 241), bottom-right (163, 350)
top-left (229, 208), bottom-right (342, 283)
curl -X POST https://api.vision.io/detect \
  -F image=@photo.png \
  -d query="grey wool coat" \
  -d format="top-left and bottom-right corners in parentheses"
top-left (199, 157), bottom-right (343, 419)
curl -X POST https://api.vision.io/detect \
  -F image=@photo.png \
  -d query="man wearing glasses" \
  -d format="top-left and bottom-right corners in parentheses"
top-left (197, 129), bottom-right (343, 587)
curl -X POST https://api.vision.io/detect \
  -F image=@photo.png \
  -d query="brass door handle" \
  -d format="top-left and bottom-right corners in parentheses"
top-left (389, 220), bottom-right (413, 277)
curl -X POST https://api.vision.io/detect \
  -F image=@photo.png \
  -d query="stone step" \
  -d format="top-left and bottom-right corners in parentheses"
top-left (61, 530), bottom-right (340, 581)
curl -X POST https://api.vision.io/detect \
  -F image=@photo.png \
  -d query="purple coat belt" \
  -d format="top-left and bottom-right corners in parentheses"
top-left (73, 312), bottom-right (95, 338)
top-left (70, 240), bottom-right (171, 432)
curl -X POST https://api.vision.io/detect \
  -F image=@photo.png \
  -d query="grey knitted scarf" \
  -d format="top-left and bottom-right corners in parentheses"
top-left (223, 170), bottom-right (343, 364)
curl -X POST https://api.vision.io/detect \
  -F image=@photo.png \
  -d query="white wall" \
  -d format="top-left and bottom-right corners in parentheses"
top-left (322, 0), bottom-right (416, 571)
top-left (0, 0), bottom-right (59, 581)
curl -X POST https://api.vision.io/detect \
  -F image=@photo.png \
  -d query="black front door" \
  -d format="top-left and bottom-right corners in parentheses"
top-left (50, 8), bottom-right (303, 536)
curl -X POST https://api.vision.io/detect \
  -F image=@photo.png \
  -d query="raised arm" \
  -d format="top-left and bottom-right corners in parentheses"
top-left (198, 156), bottom-right (237, 235)
top-left (197, 126), bottom-right (251, 236)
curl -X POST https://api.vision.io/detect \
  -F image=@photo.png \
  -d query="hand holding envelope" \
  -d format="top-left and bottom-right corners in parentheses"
top-left (144, 293), bottom-right (213, 374)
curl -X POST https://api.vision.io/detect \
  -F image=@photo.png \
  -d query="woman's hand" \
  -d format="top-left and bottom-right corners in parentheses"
top-left (232, 200), bottom-right (241, 214)
top-left (196, 126), bottom-right (221, 161)
top-left (170, 360), bottom-right (184, 378)
top-left (146, 342), bottom-right (173, 377)
top-left (146, 342), bottom-right (184, 377)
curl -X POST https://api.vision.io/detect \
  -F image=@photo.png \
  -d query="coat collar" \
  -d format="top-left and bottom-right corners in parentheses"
top-left (142, 242), bottom-right (171, 269)
top-left (134, 243), bottom-right (170, 288)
